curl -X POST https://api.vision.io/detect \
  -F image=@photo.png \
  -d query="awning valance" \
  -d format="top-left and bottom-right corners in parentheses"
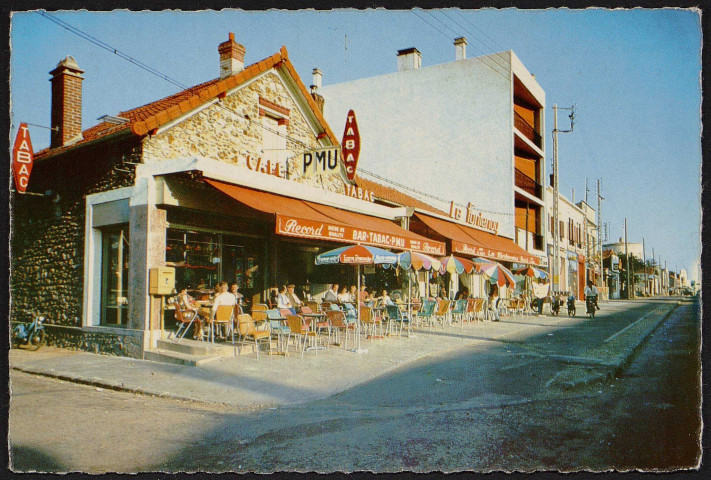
top-left (414, 212), bottom-right (539, 265)
top-left (205, 179), bottom-right (446, 255)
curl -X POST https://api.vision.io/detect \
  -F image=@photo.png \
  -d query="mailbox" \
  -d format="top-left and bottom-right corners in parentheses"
top-left (149, 267), bottom-right (175, 295)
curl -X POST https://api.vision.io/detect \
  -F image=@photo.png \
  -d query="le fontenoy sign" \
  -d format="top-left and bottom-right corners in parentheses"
top-left (341, 110), bottom-right (361, 181)
top-left (300, 146), bottom-right (341, 177)
top-left (449, 201), bottom-right (499, 235)
top-left (12, 123), bottom-right (34, 193)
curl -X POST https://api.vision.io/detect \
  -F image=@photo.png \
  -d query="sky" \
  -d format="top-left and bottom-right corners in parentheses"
top-left (9, 8), bottom-right (702, 281)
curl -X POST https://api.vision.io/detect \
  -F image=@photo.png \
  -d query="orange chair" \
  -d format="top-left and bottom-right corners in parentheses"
top-left (236, 313), bottom-right (271, 358)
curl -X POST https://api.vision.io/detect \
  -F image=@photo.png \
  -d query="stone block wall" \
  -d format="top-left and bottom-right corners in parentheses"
top-left (142, 71), bottom-right (347, 194)
top-left (10, 136), bottom-right (142, 355)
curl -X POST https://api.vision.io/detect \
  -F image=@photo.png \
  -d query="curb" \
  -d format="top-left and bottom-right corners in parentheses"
top-left (551, 302), bottom-right (680, 390)
top-left (10, 365), bottom-right (279, 411)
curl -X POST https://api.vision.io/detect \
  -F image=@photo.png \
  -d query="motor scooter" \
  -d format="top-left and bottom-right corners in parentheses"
top-left (567, 295), bottom-right (576, 316)
top-left (12, 315), bottom-right (46, 350)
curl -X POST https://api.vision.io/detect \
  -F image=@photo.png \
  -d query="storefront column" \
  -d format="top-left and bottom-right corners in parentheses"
top-left (127, 177), bottom-right (167, 340)
top-left (268, 232), bottom-right (278, 293)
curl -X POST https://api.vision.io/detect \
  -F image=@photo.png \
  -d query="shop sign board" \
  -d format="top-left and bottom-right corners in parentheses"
top-left (301, 146), bottom-right (340, 177)
top-left (452, 240), bottom-right (538, 265)
top-left (449, 201), bottom-right (499, 235)
top-left (12, 123), bottom-right (33, 193)
top-left (344, 184), bottom-right (374, 202)
top-left (341, 109), bottom-right (361, 181)
top-left (245, 155), bottom-right (286, 178)
top-left (276, 215), bottom-right (445, 255)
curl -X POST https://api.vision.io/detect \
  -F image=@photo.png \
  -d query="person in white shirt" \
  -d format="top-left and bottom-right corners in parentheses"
top-left (211, 281), bottom-right (236, 318)
top-left (337, 285), bottom-right (351, 303)
top-left (379, 289), bottom-right (395, 307)
top-left (323, 284), bottom-right (339, 302)
top-left (276, 285), bottom-right (291, 309)
top-left (584, 281), bottom-right (600, 311)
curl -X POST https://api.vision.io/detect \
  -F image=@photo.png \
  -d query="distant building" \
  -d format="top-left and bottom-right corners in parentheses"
top-left (603, 237), bottom-right (644, 260)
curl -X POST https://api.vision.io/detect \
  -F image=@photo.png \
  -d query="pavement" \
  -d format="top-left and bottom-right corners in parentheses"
top-left (9, 298), bottom-right (681, 410)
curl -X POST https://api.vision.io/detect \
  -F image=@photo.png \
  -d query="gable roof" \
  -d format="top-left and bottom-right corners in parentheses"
top-left (35, 46), bottom-right (338, 160)
top-left (355, 176), bottom-right (446, 215)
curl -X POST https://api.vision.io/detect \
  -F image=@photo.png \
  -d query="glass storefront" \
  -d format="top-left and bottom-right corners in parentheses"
top-left (100, 226), bottom-right (130, 326)
top-left (166, 227), bottom-right (264, 304)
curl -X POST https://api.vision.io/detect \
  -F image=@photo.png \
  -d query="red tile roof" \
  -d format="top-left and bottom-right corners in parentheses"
top-left (35, 46), bottom-right (338, 160)
top-left (355, 176), bottom-right (446, 215)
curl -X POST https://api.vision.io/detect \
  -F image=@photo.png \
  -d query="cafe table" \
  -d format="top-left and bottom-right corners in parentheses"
top-left (301, 312), bottom-right (328, 351)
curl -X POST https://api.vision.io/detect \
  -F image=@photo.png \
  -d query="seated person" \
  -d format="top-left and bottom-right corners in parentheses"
top-left (378, 289), bottom-right (395, 307)
top-left (359, 285), bottom-right (371, 302)
top-left (276, 285), bottom-right (296, 314)
top-left (349, 285), bottom-right (358, 303)
top-left (488, 285), bottom-right (500, 321)
top-left (285, 284), bottom-right (304, 311)
top-left (209, 281), bottom-right (237, 338)
top-left (337, 285), bottom-right (351, 304)
top-left (229, 282), bottom-right (244, 307)
top-left (455, 287), bottom-right (469, 301)
top-left (323, 283), bottom-right (339, 302)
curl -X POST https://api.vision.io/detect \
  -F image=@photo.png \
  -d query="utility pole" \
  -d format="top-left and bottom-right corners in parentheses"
top-left (552, 104), bottom-right (575, 294)
top-left (597, 179), bottom-right (604, 289)
top-left (642, 238), bottom-right (647, 296)
top-left (625, 218), bottom-right (632, 299)
top-left (652, 247), bottom-right (656, 295)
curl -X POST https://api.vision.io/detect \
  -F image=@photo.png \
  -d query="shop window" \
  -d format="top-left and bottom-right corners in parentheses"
top-left (165, 228), bottom-right (263, 304)
top-left (100, 226), bottom-right (130, 327)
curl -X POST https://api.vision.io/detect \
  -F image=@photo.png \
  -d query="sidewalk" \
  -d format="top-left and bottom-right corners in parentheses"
top-left (10, 302), bottom-right (680, 408)
top-left (9, 317), bottom-right (546, 409)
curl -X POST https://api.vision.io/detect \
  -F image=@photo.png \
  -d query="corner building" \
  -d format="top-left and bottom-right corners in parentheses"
top-left (11, 35), bottom-right (445, 357)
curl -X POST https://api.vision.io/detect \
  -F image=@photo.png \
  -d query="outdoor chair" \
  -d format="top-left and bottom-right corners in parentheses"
top-left (171, 304), bottom-right (198, 343)
top-left (285, 314), bottom-right (317, 358)
top-left (251, 310), bottom-right (269, 334)
top-left (325, 309), bottom-right (355, 349)
top-left (434, 299), bottom-right (451, 329)
top-left (266, 309), bottom-right (290, 353)
top-left (472, 298), bottom-right (485, 322)
top-left (385, 305), bottom-right (411, 337)
top-left (341, 302), bottom-right (358, 325)
top-left (252, 303), bottom-right (268, 312)
top-left (465, 298), bottom-right (477, 324)
top-left (451, 299), bottom-right (468, 327)
top-left (359, 305), bottom-right (383, 339)
top-left (305, 300), bottom-right (320, 313)
top-left (236, 313), bottom-right (272, 358)
top-left (211, 304), bottom-right (238, 343)
top-left (320, 301), bottom-right (333, 312)
top-left (415, 300), bottom-right (437, 329)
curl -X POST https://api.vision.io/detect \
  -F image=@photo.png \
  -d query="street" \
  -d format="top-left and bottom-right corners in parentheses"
top-left (9, 297), bottom-right (701, 473)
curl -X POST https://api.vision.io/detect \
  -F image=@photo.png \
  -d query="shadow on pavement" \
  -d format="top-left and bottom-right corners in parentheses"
top-left (9, 445), bottom-right (68, 473)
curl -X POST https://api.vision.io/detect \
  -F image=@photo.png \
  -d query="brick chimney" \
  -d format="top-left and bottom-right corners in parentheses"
top-left (218, 32), bottom-right (246, 79)
top-left (49, 56), bottom-right (84, 148)
top-left (454, 37), bottom-right (467, 61)
top-left (397, 47), bottom-right (421, 72)
top-left (310, 68), bottom-right (324, 112)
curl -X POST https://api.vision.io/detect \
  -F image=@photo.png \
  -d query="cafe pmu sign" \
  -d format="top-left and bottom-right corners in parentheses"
top-left (301, 146), bottom-right (341, 177)
top-left (12, 123), bottom-right (34, 193)
top-left (341, 110), bottom-right (360, 181)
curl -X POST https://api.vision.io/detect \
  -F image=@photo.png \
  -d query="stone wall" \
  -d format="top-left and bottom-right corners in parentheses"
top-left (142, 71), bottom-right (347, 194)
top-left (10, 136), bottom-right (142, 355)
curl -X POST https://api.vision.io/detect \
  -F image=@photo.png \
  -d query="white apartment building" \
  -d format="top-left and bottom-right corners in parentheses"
top-left (320, 39), bottom-right (547, 265)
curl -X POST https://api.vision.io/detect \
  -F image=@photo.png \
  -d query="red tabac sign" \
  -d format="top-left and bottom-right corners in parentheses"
top-left (341, 110), bottom-right (360, 181)
top-left (276, 215), bottom-right (445, 256)
top-left (12, 123), bottom-right (34, 193)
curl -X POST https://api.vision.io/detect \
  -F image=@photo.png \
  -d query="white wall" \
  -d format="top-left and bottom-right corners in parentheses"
top-left (321, 52), bottom-right (516, 238)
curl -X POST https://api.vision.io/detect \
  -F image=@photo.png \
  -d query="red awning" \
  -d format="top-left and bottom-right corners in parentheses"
top-left (414, 212), bottom-right (539, 265)
top-left (205, 179), bottom-right (446, 255)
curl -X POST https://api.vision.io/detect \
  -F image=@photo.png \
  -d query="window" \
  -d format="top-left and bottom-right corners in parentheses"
top-left (559, 220), bottom-right (565, 240)
top-left (261, 115), bottom-right (287, 164)
top-left (100, 226), bottom-right (130, 326)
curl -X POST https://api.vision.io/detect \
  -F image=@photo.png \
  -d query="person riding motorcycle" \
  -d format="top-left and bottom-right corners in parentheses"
top-left (584, 281), bottom-right (600, 315)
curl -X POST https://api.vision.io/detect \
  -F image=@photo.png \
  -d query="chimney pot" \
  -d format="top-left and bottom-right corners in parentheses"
top-left (396, 47), bottom-right (422, 71)
top-left (218, 32), bottom-right (246, 79)
top-left (49, 56), bottom-right (84, 148)
top-left (454, 37), bottom-right (467, 61)
top-left (310, 68), bottom-right (323, 93)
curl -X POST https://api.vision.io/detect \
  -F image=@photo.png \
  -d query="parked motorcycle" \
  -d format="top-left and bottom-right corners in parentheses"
top-left (12, 315), bottom-right (46, 350)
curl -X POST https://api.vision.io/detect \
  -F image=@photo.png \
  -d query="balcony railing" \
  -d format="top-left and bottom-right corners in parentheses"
top-left (514, 111), bottom-right (542, 148)
top-left (515, 168), bottom-right (543, 199)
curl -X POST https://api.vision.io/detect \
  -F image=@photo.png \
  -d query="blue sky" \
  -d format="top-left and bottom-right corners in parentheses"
top-left (9, 9), bottom-right (702, 280)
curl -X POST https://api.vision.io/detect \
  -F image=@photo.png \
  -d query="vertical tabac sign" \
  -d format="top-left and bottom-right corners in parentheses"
top-left (12, 123), bottom-right (34, 194)
top-left (341, 109), bottom-right (361, 181)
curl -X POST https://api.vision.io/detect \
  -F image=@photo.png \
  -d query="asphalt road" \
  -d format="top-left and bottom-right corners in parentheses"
top-left (9, 297), bottom-right (701, 473)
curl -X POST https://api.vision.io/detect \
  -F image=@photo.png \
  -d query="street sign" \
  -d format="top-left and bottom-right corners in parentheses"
top-left (341, 109), bottom-right (360, 181)
top-left (12, 123), bottom-right (34, 193)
